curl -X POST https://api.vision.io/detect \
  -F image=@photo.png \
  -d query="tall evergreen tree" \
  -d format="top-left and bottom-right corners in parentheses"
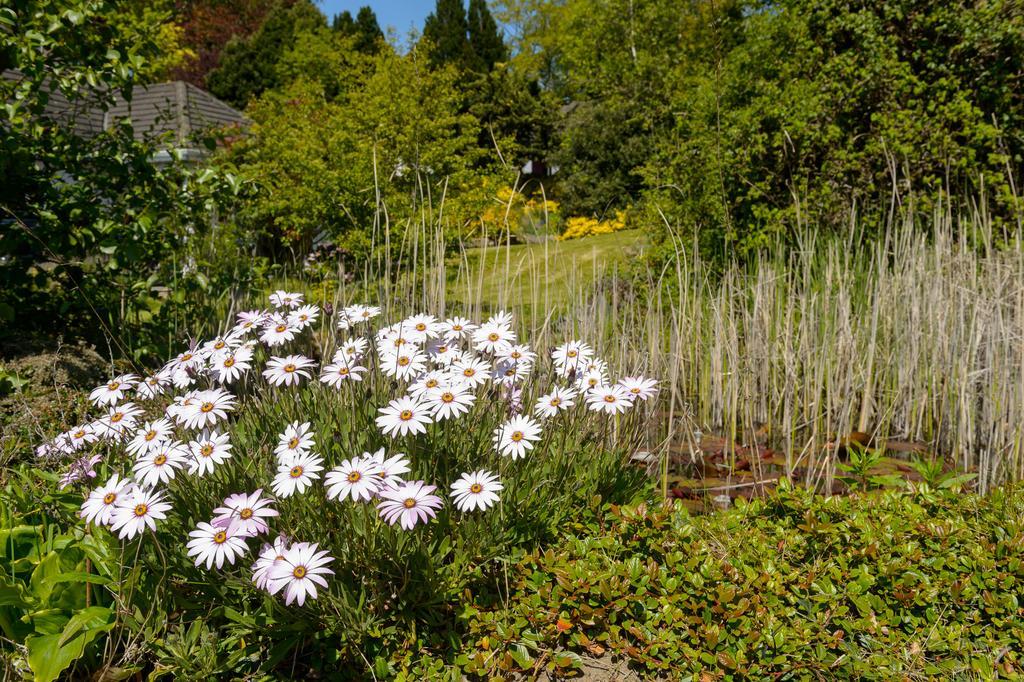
top-left (422, 0), bottom-right (472, 68)
top-left (467, 0), bottom-right (506, 72)
top-left (331, 10), bottom-right (355, 34)
top-left (353, 7), bottom-right (384, 55)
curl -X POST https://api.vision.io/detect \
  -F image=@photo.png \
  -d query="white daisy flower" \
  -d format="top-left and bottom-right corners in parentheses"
top-left (495, 344), bottom-right (536, 366)
top-left (252, 536), bottom-right (289, 590)
top-left (451, 356), bottom-right (491, 387)
top-left (126, 418), bottom-right (174, 457)
top-left (324, 456), bottom-right (383, 502)
top-left (260, 316), bottom-right (299, 347)
top-left (211, 344), bottom-right (254, 384)
top-left (212, 490), bottom-right (279, 537)
top-left (408, 370), bottom-right (447, 399)
top-left (376, 396), bottom-right (433, 438)
top-left (202, 331), bottom-right (242, 356)
top-left (534, 386), bottom-right (578, 419)
top-left (380, 348), bottom-right (428, 381)
top-left (272, 452), bottom-right (324, 498)
top-left (287, 304), bottom-right (320, 329)
top-left (552, 340), bottom-right (593, 376)
top-left (263, 355), bottom-right (316, 387)
top-left (586, 385), bottom-right (634, 415)
top-left (88, 374), bottom-right (138, 407)
top-left (170, 347), bottom-right (204, 373)
top-left (334, 337), bottom-right (368, 363)
top-left (274, 421), bottom-right (315, 463)
top-left (80, 473), bottom-right (135, 526)
top-left (439, 316), bottom-right (477, 342)
top-left (472, 321), bottom-right (516, 354)
top-left (426, 339), bottom-right (460, 366)
top-left (320, 360), bottom-right (367, 387)
top-left (376, 481), bottom-right (443, 530)
top-left (269, 290), bottom-right (303, 309)
top-left (492, 360), bottom-right (532, 386)
top-left (63, 424), bottom-right (98, 451)
top-left (618, 376), bottom-right (659, 401)
top-left (338, 304), bottom-right (380, 329)
top-left (424, 385), bottom-right (476, 421)
top-left (135, 372), bottom-right (169, 400)
top-left (188, 431), bottom-right (233, 476)
top-left (180, 388), bottom-right (236, 430)
top-left (364, 448), bottom-right (411, 489)
top-left (186, 521), bottom-right (249, 570)
top-left (450, 470), bottom-right (503, 512)
top-left (110, 488), bottom-right (171, 540)
top-left (237, 309), bottom-right (268, 328)
top-left (267, 542), bottom-right (334, 606)
top-left (576, 367), bottom-right (608, 393)
top-left (133, 441), bottom-right (189, 489)
top-left (493, 415), bottom-right (542, 459)
top-left (402, 313), bottom-right (441, 343)
top-left (169, 365), bottom-right (196, 389)
top-left (95, 403), bottom-right (143, 440)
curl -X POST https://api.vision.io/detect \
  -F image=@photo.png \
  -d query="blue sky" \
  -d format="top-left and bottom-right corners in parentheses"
top-left (315, 0), bottom-right (436, 40)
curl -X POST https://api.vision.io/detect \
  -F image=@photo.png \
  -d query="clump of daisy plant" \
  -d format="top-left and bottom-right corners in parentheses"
top-left (44, 294), bottom-right (656, 622)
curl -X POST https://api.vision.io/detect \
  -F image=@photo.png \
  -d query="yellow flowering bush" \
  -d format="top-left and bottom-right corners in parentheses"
top-left (559, 209), bottom-right (628, 240)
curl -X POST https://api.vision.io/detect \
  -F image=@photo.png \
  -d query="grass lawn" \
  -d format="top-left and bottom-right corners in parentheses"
top-left (446, 229), bottom-right (645, 309)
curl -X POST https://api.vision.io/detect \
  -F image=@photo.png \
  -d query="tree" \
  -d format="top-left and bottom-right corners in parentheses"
top-left (467, 0), bottom-right (506, 72)
top-left (332, 6), bottom-right (384, 55)
top-left (205, 0), bottom-right (325, 108)
top-left (422, 0), bottom-right (472, 69)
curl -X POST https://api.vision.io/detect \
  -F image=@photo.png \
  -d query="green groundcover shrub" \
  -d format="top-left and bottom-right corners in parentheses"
top-left (459, 482), bottom-right (1024, 680)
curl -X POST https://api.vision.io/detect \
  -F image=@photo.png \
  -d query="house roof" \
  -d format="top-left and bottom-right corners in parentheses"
top-left (2, 70), bottom-right (247, 146)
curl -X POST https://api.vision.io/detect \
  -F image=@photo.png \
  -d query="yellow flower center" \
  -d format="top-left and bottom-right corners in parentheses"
top-left (426, 379), bottom-right (438, 388)
top-left (511, 351), bottom-right (521, 359)
top-left (240, 508), bottom-right (253, 520)
top-left (223, 357), bottom-right (235, 367)
top-left (283, 364), bottom-right (296, 373)
top-left (488, 332), bottom-right (499, 342)
top-left (200, 402), bottom-right (214, 413)
top-left (293, 565), bottom-right (307, 578)
top-left (397, 356), bottom-right (410, 367)
top-left (154, 454), bottom-right (167, 466)
top-left (550, 398), bottom-right (561, 407)
top-left (133, 504), bottom-right (148, 517)
top-left (288, 437), bottom-right (299, 449)
top-left (144, 430), bottom-right (157, 441)
top-left (290, 466), bottom-right (304, 478)
top-left (299, 314), bottom-right (308, 321)
top-left (631, 387), bottom-right (640, 394)
top-left (441, 392), bottom-right (454, 403)
top-left (452, 325), bottom-right (462, 331)
top-left (403, 498), bottom-right (416, 509)
top-left (103, 492), bottom-right (116, 504)
top-left (567, 350), bottom-right (577, 358)
top-left (415, 323), bottom-right (426, 331)
top-left (438, 345), bottom-right (448, 353)
top-left (107, 381), bottom-right (120, 390)
top-left (463, 369), bottom-right (475, 377)
top-left (200, 445), bottom-right (214, 457)
top-left (588, 378), bottom-right (598, 387)
top-left (275, 324), bottom-right (287, 333)
top-left (399, 409), bottom-right (413, 421)
top-left (470, 483), bottom-right (483, 494)
top-left (181, 353), bottom-right (193, 362)
top-left (348, 471), bottom-right (362, 482)
top-left (214, 341), bottom-right (225, 349)
top-left (604, 395), bottom-right (616, 403)
top-left (213, 531), bottom-right (227, 544)
top-left (511, 431), bottom-right (524, 442)
top-left (74, 430), bottom-right (86, 439)
top-left (338, 367), bottom-right (349, 375)
top-left (110, 412), bottom-right (123, 423)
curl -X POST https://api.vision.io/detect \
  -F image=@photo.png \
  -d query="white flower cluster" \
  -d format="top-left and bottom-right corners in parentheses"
top-left (44, 290), bottom-right (657, 608)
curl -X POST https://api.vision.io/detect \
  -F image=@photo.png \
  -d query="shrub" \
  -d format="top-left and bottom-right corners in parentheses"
top-left (461, 482), bottom-right (1024, 679)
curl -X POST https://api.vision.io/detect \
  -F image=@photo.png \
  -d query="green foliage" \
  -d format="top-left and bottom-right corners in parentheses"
top-left (0, 469), bottom-right (121, 681)
top-left (0, 0), bottom-right (254, 360)
top-left (461, 484), bottom-right (1024, 679)
top-left (205, 0), bottom-right (325, 108)
top-left (467, 0), bottom-right (506, 73)
top-left (231, 45), bottom-right (503, 259)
